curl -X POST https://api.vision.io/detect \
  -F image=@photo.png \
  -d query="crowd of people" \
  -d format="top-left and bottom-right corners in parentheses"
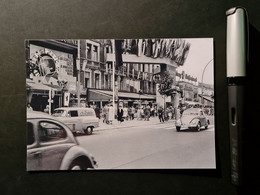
top-left (93, 104), bottom-right (184, 125)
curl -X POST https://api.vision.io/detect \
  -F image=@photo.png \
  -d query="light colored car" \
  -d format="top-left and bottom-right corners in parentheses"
top-left (175, 108), bottom-right (210, 131)
top-left (53, 107), bottom-right (99, 135)
top-left (27, 111), bottom-right (97, 171)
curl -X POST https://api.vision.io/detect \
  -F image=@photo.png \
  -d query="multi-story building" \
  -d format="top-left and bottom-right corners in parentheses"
top-left (26, 40), bottom-right (78, 112)
top-left (26, 39), bottom-right (191, 111)
top-left (175, 71), bottom-right (199, 106)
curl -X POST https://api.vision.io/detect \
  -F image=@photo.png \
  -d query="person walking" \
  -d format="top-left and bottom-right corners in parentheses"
top-left (131, 106), bottom-right (135, 120)
top-left (158, 106), bottom-right (164, 122)
top-left (103, 104), bottom-right (109, 123)
top-left (122, 106), bottom-right (128, 121)
top-left (137, 107), bottom-right (141, 120)
top-left (144, 105), bottom-right (151, 121)
top-left (117, 106), bottom-right (124, 123)
top-left (140, 106), bottom-right (144, 120)
top-left (107, 104), bottom-right (114, 124)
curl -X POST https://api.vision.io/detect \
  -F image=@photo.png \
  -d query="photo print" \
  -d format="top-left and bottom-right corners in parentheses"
top-left (26, 38), bottom-right (215, 170)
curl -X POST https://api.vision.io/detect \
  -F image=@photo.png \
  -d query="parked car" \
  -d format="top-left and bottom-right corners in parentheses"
top-left (27, 111), bottom-right (97, 171)
top-left (175, 108), bottom-right (210, 131)
top-left (53, 107), bottom-right (99, 135)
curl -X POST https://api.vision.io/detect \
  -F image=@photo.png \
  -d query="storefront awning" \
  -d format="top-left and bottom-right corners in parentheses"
top-left (185, 101), bottom-right (201, 105)
top-left (199, 95), bottom-right (214, 103)
top-left (26, 79), bottom-right (62, 92)
top-left (88, 89), bottom-right (156, 101)
top-left (88, 89), bottom-right (112, 102)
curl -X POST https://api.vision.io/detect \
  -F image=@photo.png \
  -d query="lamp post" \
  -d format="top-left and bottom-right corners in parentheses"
top-left (201, 58), bottom-right (214, 105)
top-left (77, 40), bottom-right (81, 107)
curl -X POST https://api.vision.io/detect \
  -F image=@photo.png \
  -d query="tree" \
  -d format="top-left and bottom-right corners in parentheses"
top-left (157, 71), bottom-right (175, 118)
top-left (158, 71), bottom-right (174, 96)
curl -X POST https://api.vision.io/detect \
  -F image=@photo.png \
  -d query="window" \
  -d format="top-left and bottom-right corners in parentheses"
top-left (78, 110), bottom-right (95, 116)
top-left (53, 109), bottom-right (66, 117)
top-left (27, 122), bottom-right (35, 145)
top-left (87, 44), bottom-right (92, 59)
top-left (95, 73), bottom-right (100, 88)
top-left (38, 121), bottom-right (67, 142)
top-left (85, 72), bottom-right (90, 88)
top-left (69, 110), bottom-right (78, 117)
top-left (93, 45), bottom-right (98, 61)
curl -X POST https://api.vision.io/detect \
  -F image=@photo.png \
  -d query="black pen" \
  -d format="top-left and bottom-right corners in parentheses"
top-left (226, 7), bottom-right (249, 185)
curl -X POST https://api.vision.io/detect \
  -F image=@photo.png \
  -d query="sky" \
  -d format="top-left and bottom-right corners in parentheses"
top-left (176, 38), bottom-right (214, 85)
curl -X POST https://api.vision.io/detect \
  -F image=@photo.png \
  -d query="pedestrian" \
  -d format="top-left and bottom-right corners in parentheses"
top-left (27, 103), bottom-right (33, 111)
top-left (151, 106), bottom-right (154, 117)
top-left (44, 105), bottom-right (49, 114)
top-left (144, 105), bottom-right (151, 121)
top-left (117, 105), bottom-right (124, 123)
top-left (108, 104), bottom-right (114, 124)
top-left (137, 107), bottom-right (141, 120)
top-left (103, 104), bottom-right (108, 123)
top-left (123, 106), bottom-right (128, 121)
top-left (176, 107), bottom-right (182, 125)
top-left (131, 106), bottom-right (135, 120)
top-left (168, 107), bottom-right (172, 120)
top-left (94, 106), bottom-right (101, 119)
top-left (128, 106), bottom-right (132, 120)
top-left (158, 106), bottom-right (164, 122)
top-left (140, 106), bottom-right (144, 120)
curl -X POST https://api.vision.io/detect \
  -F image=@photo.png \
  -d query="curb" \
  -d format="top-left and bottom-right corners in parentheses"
top-left (94, 119), bottom-right (176, 132)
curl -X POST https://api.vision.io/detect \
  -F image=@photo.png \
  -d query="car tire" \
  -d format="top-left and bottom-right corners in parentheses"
top-left (84, 127), bottom-right (93, 135)
top-left (69, 160), bottom-right (87, 170)
top-left (196, 122), bottom-right (201, 131)
top-left (176, 126), bottom-right (181, 132)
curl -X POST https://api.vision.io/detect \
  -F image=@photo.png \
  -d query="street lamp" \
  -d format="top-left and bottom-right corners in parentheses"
top-left (77, 40), bottom-right (81, 107)
top-left (201, 58), bottom-right (214, 105)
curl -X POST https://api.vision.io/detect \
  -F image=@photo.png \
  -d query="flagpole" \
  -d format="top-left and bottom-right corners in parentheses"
top-left (112, 60), bottom-right (115, 124)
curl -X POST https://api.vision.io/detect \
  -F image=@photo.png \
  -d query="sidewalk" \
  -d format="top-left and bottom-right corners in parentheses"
top-left (95, 117), bottom-right (173, 131)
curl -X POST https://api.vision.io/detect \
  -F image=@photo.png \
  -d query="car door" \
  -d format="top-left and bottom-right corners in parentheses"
top-left (27, 121), bottom-right (41, 171)
top-left (36, 120), bottom-right (74, 170)
top-left (67, 110), bottom-right (82, 131)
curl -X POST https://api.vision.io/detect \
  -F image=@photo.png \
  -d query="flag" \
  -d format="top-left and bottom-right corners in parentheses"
top-left (115, 40), bottom-right (123, 69)
top-left (64, 92), bottom-right (70, 106)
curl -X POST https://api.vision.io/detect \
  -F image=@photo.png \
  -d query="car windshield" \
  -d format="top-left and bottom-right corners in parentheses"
top-left (53, 110), bottom-right (66, 117)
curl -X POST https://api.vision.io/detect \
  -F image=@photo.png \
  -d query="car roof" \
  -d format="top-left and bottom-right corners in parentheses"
top-left (184, 108), bottom-right (202, 113)
top-left (27, 111), bottom-right (56, 119)
top-left (54, 107), bottom-right (94, 111)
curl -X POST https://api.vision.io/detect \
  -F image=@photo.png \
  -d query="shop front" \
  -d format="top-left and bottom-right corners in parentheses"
top-left (87, 88), bottom-right (156, 108)
top-left (26, 40), bottom-right (78, 112)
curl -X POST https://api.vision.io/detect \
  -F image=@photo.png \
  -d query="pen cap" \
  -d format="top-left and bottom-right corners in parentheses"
top-left (226, 7), bottom-right (248, 78)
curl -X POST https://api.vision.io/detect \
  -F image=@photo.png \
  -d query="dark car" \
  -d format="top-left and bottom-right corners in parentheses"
top-left (27, 111), bottom-right (97, 171)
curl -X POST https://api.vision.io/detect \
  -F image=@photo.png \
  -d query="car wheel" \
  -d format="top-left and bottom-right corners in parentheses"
top-left (196, 122), bottom-right (201, 131)
top-left (176, 126), bottom-right (181, 132)
top-left (84, 127), bottom-right (93, 135)
top-left (69, 160), bottom-right (87, 170)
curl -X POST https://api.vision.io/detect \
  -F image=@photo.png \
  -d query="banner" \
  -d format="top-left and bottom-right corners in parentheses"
top-left (64, 92), bottom-right (70, 106)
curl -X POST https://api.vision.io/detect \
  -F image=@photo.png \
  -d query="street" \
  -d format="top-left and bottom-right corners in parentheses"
top-left (77, 117), bottom-right (216, 169)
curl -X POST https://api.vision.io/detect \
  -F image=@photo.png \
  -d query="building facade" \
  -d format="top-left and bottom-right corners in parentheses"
top-left (26, 39), bottom-right (191, 111)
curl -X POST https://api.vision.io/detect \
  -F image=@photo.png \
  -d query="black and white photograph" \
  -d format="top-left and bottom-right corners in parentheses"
top-left (26, 38), bottom-right (215, 170)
